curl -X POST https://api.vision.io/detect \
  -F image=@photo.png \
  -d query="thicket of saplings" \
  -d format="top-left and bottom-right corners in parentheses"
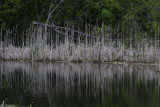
top-left (0, 23), bottom-right (160, 63)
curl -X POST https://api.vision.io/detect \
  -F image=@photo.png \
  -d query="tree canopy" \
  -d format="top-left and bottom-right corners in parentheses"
top-left (0, 0), bottom-right (160, 34)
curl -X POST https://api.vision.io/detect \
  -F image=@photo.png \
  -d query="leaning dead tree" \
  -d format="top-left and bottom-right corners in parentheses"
top-left (44, 0), bottom-right (64, 42)
top-left (33, 0), bottom-right (64, 45)
top-left (33, 0), bottom-right (99, 45)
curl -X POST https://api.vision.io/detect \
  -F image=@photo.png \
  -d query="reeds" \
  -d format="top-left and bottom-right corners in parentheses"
top-left (1, 101), bottom-right (4, 107)
top-left (0, 24), bottom-right (160, 63)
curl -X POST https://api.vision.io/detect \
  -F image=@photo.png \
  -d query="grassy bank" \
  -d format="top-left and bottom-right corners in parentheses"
top-left (0, 41), bottom-right (159, 63)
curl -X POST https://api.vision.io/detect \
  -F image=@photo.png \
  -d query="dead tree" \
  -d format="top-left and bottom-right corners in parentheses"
top-left (32, 0), bottom-right (99, 44)
top-left (44, 0), bottom-right (64, 44)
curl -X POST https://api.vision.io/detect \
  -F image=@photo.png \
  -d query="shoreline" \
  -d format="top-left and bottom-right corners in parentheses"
top-left (0, 59), bottom-right (158, 66)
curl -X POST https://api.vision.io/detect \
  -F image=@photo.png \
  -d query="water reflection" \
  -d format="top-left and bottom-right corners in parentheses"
top-left (0, 61), bottom-right (160, 107)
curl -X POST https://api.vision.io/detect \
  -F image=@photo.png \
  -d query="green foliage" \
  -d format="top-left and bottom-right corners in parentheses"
top-left (0, 0), bottom-right (50, 30)
top-left (93, 0), bottom-right (122, 24)
top-left (33, 45), bottom-right (39, 57)
top-left (0, 0), bottom-right (22, 29)
top-left (0, 0), bottom-right (160, 38)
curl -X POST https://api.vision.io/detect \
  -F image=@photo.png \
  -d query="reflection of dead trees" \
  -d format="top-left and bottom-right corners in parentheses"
top-left (0, 61), bottom-right (160, 95)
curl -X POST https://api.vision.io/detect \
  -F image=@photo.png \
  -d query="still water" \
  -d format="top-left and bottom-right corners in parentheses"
top-left (0, 61), bottom-right (160, 107)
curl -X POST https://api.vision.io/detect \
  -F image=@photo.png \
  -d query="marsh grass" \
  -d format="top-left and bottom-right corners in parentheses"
top-left (0, 24), bottom-right (160, 63)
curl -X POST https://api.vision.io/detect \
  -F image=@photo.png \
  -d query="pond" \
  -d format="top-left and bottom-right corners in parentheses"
top-left (0, 61), bottom-right (160, 107)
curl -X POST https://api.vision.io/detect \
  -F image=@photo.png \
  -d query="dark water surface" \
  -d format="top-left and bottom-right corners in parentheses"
top-left (0, 61), bottom-right (160, 107)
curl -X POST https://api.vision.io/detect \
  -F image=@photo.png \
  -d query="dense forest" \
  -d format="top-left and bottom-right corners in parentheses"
top-left (0, 0), bottom-right (160, 38)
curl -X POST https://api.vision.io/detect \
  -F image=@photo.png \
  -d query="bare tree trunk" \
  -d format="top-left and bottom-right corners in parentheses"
top-left (44, 0), bottom-right (64, 45)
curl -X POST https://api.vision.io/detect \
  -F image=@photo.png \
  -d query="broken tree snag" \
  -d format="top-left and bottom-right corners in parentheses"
top-left (32, 21), bottom-right (99, 44)
top-left (44, 0), bottom-right (64, 45)
top-left (32, 0), bottom-right (99, 44)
